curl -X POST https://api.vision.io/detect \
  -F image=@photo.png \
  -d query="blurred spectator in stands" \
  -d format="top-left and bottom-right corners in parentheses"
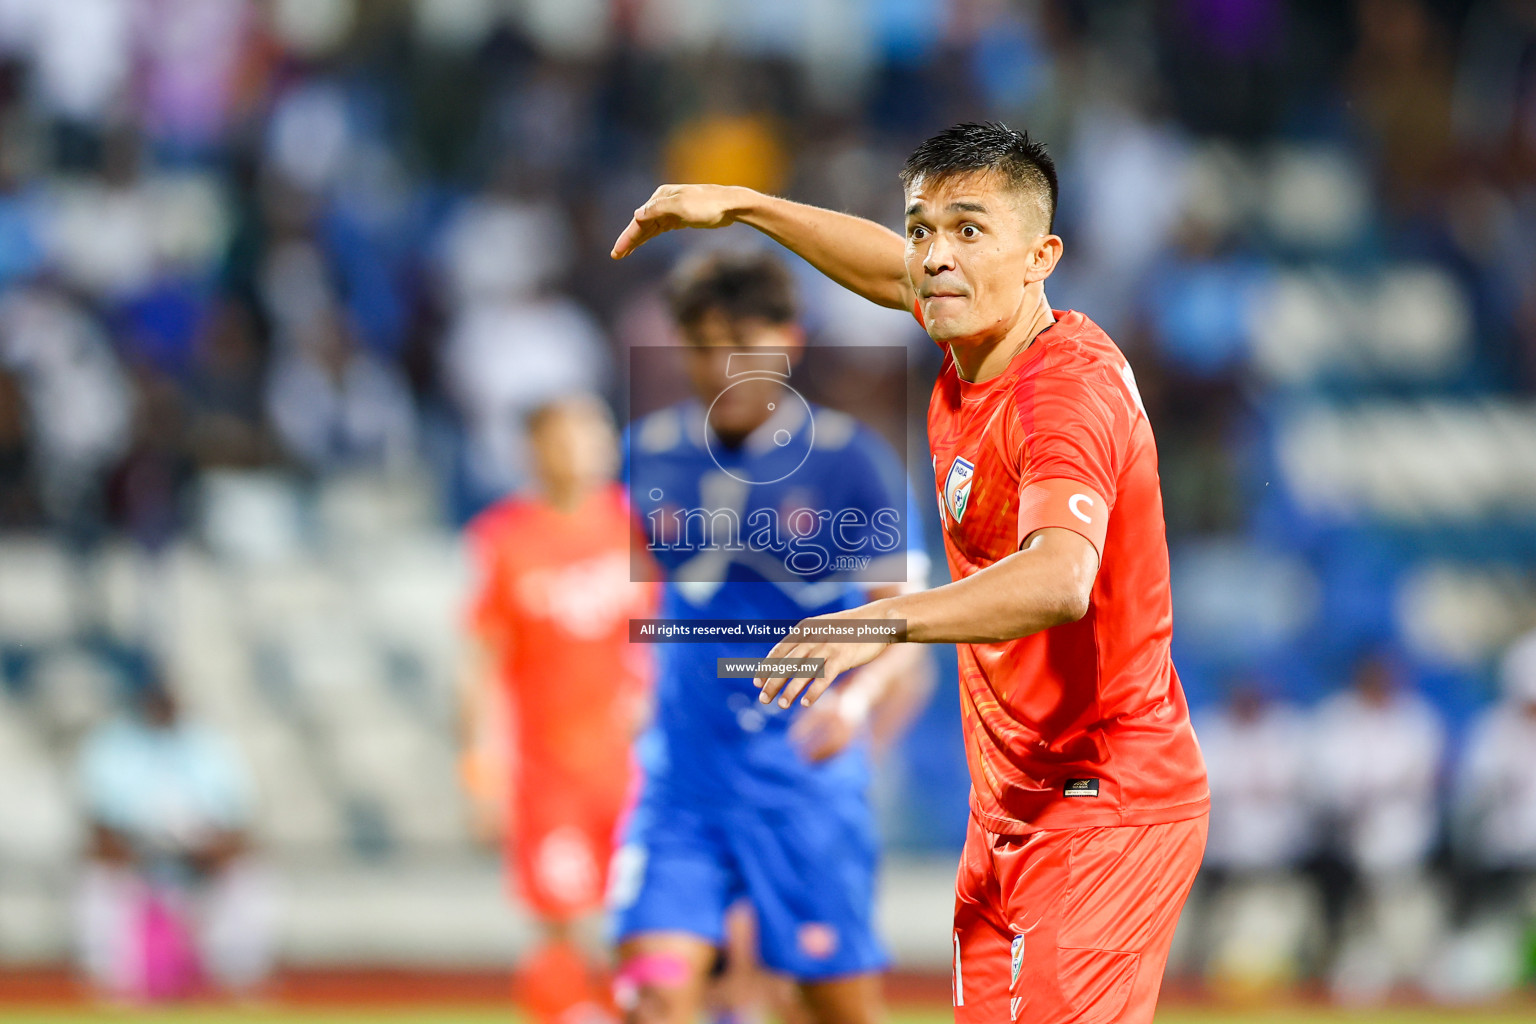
top-left (1309, 652), bottom-right (1447, 999)
top-left (46, 129), bottom-right (229, 309)
top-left (1060, 94), bottom-right (1191, 335)
top-left (0, 283), bottom-right (130, 534)
top-left (1202, 680), bottom-right (1317, 873)
top-left (663, 99), bottom-right (790, 197)
top-left (437, 176), bottom-right (608, 503)
top-left (1453, 629), bottom-right (1536, 923)
top-left (106, 370), bottom-right (194, 550)
top-left (136, 0), bottom-right (256, 152)
top-left (1193, 679), bottom-right (1317, 994)
top-left (0, 365), bottom-right (44, 528)
top-left (184, 299), bottom-right (274, 470)
top-left (266, 301), bottom-right (417, 475)
top-left (1347, 0), bottom-right (1457, 213)
top-left (5, 0), bottom-right (132, 127)
top-left (75, 658), bottom-right (274, 1001)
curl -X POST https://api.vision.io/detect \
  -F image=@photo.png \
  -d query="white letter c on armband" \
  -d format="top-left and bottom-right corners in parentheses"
top-left (1068, 494), bottom-right (1094, 523)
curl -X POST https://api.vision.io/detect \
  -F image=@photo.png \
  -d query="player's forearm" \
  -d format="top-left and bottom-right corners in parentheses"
top-left (872, 538), bottom-right (1095, 644)
top-left (731, 189), bottom-right (914, 311)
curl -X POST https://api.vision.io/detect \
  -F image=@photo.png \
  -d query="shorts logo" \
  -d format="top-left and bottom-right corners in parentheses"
top-left (944, 456), bottom-right (976, 524)
top-left (798, 922), bottom-right (838, 959)
top-left (1064, 778), bottom-right (1100, 798)
top-left (1010, 933), bottom-right (1024, 988)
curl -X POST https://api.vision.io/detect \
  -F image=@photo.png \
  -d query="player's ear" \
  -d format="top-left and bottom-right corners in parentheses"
top-left (1025, 234), bottom-right (1063, 284)
top-left (772, 322), bottom-right (807, 364)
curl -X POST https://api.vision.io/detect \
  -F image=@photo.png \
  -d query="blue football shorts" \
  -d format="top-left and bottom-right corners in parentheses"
top-left (607, 785), bottom-right (888, 981)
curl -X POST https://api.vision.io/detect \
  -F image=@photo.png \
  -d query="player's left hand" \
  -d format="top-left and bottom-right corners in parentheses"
top-left (752, 613), bottom-right (892, 708)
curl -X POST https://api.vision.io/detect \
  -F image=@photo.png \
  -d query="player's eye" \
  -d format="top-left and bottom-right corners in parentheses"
top-left (961, 224), bottom-right (980, 239)
top-left (909, 226), bottom-right (927, 240)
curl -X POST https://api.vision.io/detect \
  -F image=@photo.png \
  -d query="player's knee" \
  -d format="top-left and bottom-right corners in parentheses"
top-left (614, 952), bottom-right (694, 1024)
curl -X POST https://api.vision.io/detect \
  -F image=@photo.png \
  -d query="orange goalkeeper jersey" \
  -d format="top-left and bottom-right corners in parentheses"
top-left (921, 307), bottom-right (1209, 834)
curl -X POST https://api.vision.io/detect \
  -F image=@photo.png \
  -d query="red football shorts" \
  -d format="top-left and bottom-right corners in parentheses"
top-left (511, 773), bottom-right (630, 921)
top-left (952, 813), bottom-right (1207, 1024)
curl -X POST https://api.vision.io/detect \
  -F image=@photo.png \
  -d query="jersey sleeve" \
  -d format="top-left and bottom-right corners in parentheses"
top-left (1013, 371), bottom-right (1124, 557)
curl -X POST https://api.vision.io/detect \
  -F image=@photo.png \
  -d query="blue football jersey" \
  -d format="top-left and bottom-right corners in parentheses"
top-left (624, 398), bottom-right (926, 808)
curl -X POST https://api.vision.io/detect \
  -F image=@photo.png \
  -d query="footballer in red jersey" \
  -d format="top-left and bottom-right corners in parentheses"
top-left (461, 395), bottom-right (657, 1024)
top-left (613, 122), bottom-right (1209, 1024)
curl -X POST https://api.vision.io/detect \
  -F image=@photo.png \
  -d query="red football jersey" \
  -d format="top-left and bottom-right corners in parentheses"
top-left (466, 483), bottom-right (657, 797)
top-left (922, 307), bottom-right (1209, 834)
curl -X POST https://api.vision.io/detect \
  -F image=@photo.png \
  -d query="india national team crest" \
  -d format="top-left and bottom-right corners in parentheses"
top-left (944, 456), bottom-right (976, 523)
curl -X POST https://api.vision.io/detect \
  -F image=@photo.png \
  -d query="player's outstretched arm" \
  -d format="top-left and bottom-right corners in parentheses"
top-left (611, 184), bottom-right (914, 311)
top-left (754, 529), bottom-right (1099, 707)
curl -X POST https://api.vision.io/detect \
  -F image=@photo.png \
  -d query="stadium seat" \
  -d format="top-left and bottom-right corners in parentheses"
top-left (241, 725), bottom-right (348, 855)
top-left (0, 540), bottom-right (77, 645)
top-left (0, 716), bottom-right (82, 868)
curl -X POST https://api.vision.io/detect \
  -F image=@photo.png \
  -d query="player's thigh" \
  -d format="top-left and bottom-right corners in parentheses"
top-left (798, 972), bottom-right (884, 1024)
top-left (730, 797), bottom-right (888, 982)
top-left (614, 932), bottom-right (718, 1024)
top-left (952, 813), bottom-right (1014, 1024)
top-left (998, 816), bottom-right (1208, 1024)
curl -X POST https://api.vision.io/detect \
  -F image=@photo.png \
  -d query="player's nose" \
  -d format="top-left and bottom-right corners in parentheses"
top-left (922, 236), bottom-right (957, 275)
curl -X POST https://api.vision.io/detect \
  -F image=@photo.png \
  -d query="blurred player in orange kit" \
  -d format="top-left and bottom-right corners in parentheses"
top-left (613, 122), bottom-right (1210, 1024)
top-left (460, 394), bottom-right (657, 1024)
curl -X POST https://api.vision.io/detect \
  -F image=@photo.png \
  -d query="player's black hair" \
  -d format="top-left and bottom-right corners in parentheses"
top-left (667, 248), bottom-right (798, 329)
top-left (900, 121), bottom-right (1058, 231)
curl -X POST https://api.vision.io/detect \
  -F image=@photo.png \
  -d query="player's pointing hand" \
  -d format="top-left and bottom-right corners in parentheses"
top-left (753, 615), bottom-right (893, 709)
top-left (610, 184), bottom-right (751, 259)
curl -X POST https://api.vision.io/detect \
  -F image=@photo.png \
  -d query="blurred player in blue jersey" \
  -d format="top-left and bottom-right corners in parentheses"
top-left (613, 250), bottom-right (931, 1024)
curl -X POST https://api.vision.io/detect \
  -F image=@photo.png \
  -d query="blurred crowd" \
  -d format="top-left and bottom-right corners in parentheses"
top-left (1190, 635), bottom-right (1536, 1001)
top-left (0, 0), bottom-right (1527, 542)
top-left (0, 0), bottom-right (1535, 1004)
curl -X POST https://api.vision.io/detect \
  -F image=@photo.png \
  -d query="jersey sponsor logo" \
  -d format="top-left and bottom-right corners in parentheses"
top-left (515, 550), bottom-right (645, 638)
top-left (534, 826), bottom-right (599, 907)
top-left (1068, 493), bottom-right (1095, 523)
top-left (944, 456), bottom-right (976, 524)
top-left (1064, 778), bottom-right (1100, 797)
top-left (798, 922), bottom-right (839, 959)
top-left (1010, 933), bottom-right (1025, 988)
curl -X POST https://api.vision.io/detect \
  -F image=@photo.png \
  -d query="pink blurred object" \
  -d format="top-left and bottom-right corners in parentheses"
top-left (135, 887), bottom-right (202, 1001)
